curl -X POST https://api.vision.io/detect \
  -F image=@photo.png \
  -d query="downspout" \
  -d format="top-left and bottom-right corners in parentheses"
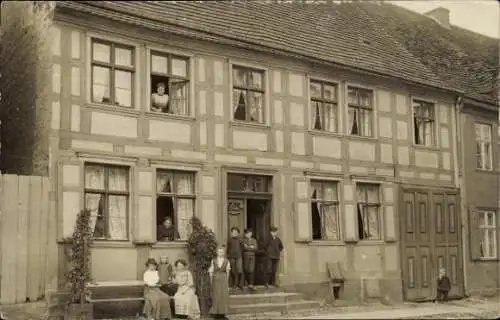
top-left (452, 95), bottom-right (468, 296)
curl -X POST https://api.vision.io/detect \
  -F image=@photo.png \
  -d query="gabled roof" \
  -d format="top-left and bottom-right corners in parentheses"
top-left (55, 1), bottom-right (498, 106)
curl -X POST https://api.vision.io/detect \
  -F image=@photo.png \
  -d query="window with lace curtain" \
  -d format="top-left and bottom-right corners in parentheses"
top-left (310, 180), bottom-right (340, 240)
top-left (348, 87), bottom-right (373, 137)
top-left (310, 80), bottom-right (338, 132)
top-left (232, 66), bottom-right (265, 123)
top-left (475, 123), bottom-right (493, 170)
top-left (156, 170), bottom-right (195, 242)
top-left (356, 183), bottom-right (381, 240)
top-left (84, 164), bottom-right (130, 241)
top-left (91, 39), bottom-right (135, 108)
top-left (477, 210), bottom-right (497, 259)
top-left (413, 100), bottom-right (435, 146)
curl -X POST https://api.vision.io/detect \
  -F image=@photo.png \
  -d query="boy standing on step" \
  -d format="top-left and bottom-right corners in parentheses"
top-left (227, 227), bottom-right (244, 290)
top-left (242, 228), bottom-right (258, 290)
top-left (435, 268), bottom-right (451, 303)
top-left (265, 226), bottom-right (284, 288)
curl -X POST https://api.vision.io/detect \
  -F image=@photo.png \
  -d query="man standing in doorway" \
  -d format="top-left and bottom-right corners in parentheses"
top-left (265, 226), bottom-right (284, 288)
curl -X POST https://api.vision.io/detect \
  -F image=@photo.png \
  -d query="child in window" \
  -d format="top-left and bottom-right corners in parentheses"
top-left (209, 245), bottom-right (231, 319)
top-left (242, 228), bottom-right (257, 290)
top-left (436, 268), bottom-right (451, 303)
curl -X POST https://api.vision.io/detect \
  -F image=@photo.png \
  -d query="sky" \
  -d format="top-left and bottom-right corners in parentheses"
top-left (390, 0), bottom-right (499, 38)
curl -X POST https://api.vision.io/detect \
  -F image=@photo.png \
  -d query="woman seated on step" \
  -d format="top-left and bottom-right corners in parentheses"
top-left (143, 257), bottom-right (172, 320)
top-left (173, 259), bottom-right (200, 320)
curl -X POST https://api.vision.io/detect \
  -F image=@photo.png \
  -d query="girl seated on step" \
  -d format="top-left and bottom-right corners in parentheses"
top-left (173, 259), bottom-right (200, 320)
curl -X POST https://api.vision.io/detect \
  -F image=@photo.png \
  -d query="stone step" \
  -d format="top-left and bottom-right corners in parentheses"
top-left (229, 292), bottom-right (303, 306)
top-left (228, 300), bottom-right (321, 315)
top-left (90, 297), bottom-right (145, 319)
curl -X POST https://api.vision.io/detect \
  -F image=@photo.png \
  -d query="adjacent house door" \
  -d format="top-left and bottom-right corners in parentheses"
top-left (400, 188), bottom-right (463, 301)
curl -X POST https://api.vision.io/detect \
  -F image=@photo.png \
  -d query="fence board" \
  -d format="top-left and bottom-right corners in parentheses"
top-left (27, 176), bottom-right (42, 301)
top-left (16, 175), bottom-right (30, 303)
top-left (0, 175), bottom-right (19, 304)
top-left (0, 175), bottom-right (3, 299)
top-left (39, 177), bottom-right (50, 298)
top-left (46, 185), bottom-right (58, 291)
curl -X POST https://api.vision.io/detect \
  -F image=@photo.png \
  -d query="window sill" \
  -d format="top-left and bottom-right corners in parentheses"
top-left (346, 134), bottom-right (377, 142)
top-left (230, 120), bottom-right (271, 130)
top-left (475, 257), bottom-right (499, 262)
top-left (475, 168), bottom-right (496, 174)
top-left (91, 240), bottom-right (135, 248)
top-left (86, 102), bottom-right (141, 117)
top-left (308, 240), bottom-right (344, 246)
top-left (413, 144), bottom-right (440, 152)
top-left (308, 130), bottom-right (343, 139)
top-left (145, 111), bottom-right (196, 123)
top-left (152, 241), bottom-right (188, 249)
top-left (356, 240), bottom-right (385, 245)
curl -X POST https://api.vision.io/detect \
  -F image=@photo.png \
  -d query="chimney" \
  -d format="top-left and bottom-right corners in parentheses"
top-left (424, 7), bottom-right (450, 29)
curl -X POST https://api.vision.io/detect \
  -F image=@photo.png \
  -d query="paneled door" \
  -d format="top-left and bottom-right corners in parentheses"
top-left (400, 188), bottom-right (463, 301)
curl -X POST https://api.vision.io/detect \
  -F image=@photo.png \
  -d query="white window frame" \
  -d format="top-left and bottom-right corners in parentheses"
top-left (478, 210), bottom-right (497, 259)
top-left (475, 123), bottom-right (493, 171)
top-left (346, 85), bottom-right (375, 137)
top-left (309, 79), bottom-right (340, 133)
top-left (310, 179), bottom-right (341, 241)
top-left (355, 182), bottom-right (382, 241)
top-left (412, 99), bottom-right (436, 147)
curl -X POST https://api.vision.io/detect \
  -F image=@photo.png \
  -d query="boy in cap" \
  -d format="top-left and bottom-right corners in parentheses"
top-left (436, 268), bottom-right (451, 303)
top-left (265, 226), bottom-right (284, 288)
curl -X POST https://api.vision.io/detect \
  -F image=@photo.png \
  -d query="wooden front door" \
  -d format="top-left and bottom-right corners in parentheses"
top-left (400, 189), bottom-right (463, 301)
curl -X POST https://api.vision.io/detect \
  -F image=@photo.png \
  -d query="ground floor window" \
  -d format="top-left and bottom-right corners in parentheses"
top-left (310, 180), bottom-right (340, 240)
top-left (356, 183), bottom-right (381, 240)
top-left (156, 170), bottom-right (195, 241)
top-left (84, 163), bottom-right (130, 240)
top-left (478, 210), bottom-right (497, 259)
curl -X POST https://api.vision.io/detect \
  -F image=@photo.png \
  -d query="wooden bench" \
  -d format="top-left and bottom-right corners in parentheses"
top-left (327, 262), bottom-right (345, 300)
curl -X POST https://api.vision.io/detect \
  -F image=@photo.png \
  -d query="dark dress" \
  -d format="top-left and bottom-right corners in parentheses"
top-left (209, 258), bottom-right (230, 315)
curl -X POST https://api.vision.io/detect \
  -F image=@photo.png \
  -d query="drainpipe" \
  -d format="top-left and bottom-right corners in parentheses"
top-left (452, 95), bottom-right (468, 296)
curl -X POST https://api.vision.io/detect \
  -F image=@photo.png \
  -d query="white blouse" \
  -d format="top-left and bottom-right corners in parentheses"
top-left (208, 257), bottom-right (231, 273)
top-left (151, 93), bottom-right (169, 110)
top-left (143, 270), bottom-right (160, 286)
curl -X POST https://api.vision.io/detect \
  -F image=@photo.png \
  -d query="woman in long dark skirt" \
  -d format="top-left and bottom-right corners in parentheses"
top-left (208, 245), bottom-right (231, 319)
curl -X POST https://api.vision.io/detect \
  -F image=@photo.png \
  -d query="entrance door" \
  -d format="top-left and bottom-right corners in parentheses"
top-left (400, 189), bottom-right (463, 301)
top-left (246, 199), bottom-right (271, 285)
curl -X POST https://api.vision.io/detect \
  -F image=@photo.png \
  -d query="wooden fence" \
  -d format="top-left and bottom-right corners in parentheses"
top-left (0, 174), bottom-right (52, 304)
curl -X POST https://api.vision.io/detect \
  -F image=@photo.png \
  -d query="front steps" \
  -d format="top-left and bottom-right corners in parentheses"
top-left (88, 281), bottom-right (321, 319)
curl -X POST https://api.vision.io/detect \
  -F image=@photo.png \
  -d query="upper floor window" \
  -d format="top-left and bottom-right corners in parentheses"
top-left (475, 123), bottom-right (493, 170)
top-left (310, 80), bottom-right (338, 132)
top-left (310, 180), bottom-right (340, 241)
top-left (84, 164), bottom-right (130, 241)
top-left (150, 52), bottom-right (189, 115)
top-left (413, 100), bottom-right (435, 146)
top-left (348, 87), bottom-right (373, 137)
top-left (232, 66), bottom-right (265, 123)
top-left (91, 39), bottom-right (135, 108)
top-left (478, 210), bottom-right (497, 259)
top-left (356, 183), bottom-right (381, 240)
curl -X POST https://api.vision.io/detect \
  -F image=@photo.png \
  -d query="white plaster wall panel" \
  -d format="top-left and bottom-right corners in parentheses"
top-left (377, 168), bottom-right (393, 177)
top-left (313, 136), bottom-right (342, 158)
top-left (344, 204), bottom-right (357, 240)
top-left (289, 102), bottom-right (304, 127)
top-left (199, 121), bottom-right (207, 145)
top-left (50, 26), bottom-right (61, 56)
top-left (384, 206), bottom-right (395, 240)
top-left (138, 171), bottom-right (153, 193)
top-left (273, 70), bottom-right (282, 93)
top-left (273, 100), bottom-right (283, 124)
top-left (399, 170), bottom-right (415, 178)
top-left (71, 30), bottom-right (81, 59)
top-left (124, 145), bottom-right (162, 157)
top-left (442, 152), bottom-right (451, 170)
top-left (171, 150), bottom-right (206, 161)
top-left (397, 146), bottom-right (409, 166)
top-left (213, 60), bottom-right (224, 85)
top-left (198, 90), bottom-right (207, 115)
top-left (71, 105), bottom-right (80, 132)
top-left (62, 191), bottom-right (80, 238)
top-left (348, 141), bottom-right (375, 161)
top-left (52, 64), bottom-right (61, 94)
top-left (296, 202), bottom-right (310, 239)
top-left (137, 196), bottom-right (153, 239)
top-left (381, 144), bottom-right (393, 164)
top-left (439, 174), bottom-right (452, 182)
top-left (296, 181), bottom-right (308, 199)
top-left (256, 158), bottom-right (284, 167)
top-left (202, 199), bottom-right (216, 232)
top-left (395, 94), bottom-right (408, 115)
top-left (396, 121), bottom-right (408, 140)
top-left (377, 90), bottom-right (391, 112)
top-left (420, 172), bottom-right (436, 180)
top-left (319, 163), bottom-right (342, 172)
top-left (71, 67), bottom-right (80, 96)
top-left (291, 161), bottom-right (313, 169)
top-left (214, 154), bottom-right (247, 164)
top-left (71, 140), bottom-right (113, 153)
top-left (440, 127), bottom-right (450, 148)
top-left (149, 120), bottom-right (191, 143)
top-left (215, 124), bottom-right (224, 147)
top-left (51, 101), bottom-right (60, 130)
top-left (233, 130), bottom-right (267, 151)
top-left (275, 130), bottom-right (284, 153)
top-left (202, 176), bottom-right (215, 196)
top-left (63, 165), bottom-right (80, 187)
top-left (344, 185), bottom-right (353, 201)
top-left (379, 117), bottom-right (393, 138)
top-left (197, 58), bottom-right (206, 82)
top-left (439, 104), bottom-right (449, 124)
top-left (289, 73), bottom-right (304, 97)
top-left (383, 186), bottom-right (394, 203)
top-left (415, 150), bottom-right (439, 168)
top-left (350, 166), bottom-right (369, 174)
top-left (214, 91), bottom-right (224, 117)
top-left (92, 112), bottom-right (138, 138)
top-left (385, 246), bottom-right (399, 271)
top-left (291, 132), bottom-right (305, 155)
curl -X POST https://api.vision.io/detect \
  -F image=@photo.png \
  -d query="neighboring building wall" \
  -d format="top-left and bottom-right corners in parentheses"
top-left (49, 11), bottom-right (459, 302)
top-left (461, 104), bottom-right (500, 296)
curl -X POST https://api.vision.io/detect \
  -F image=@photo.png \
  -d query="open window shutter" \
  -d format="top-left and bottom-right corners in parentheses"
top-left (134, 167), bottom-right (155, 243)
top-left (293, 176), bottom-right (312, 242)
top-left (469, 207), bottom-right (481, 261)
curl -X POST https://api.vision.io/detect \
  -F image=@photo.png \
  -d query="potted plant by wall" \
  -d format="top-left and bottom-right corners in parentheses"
top-left (187, 217), bottom-right (218, 315)
top-left (65, 209), bottom-right (94, 320)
